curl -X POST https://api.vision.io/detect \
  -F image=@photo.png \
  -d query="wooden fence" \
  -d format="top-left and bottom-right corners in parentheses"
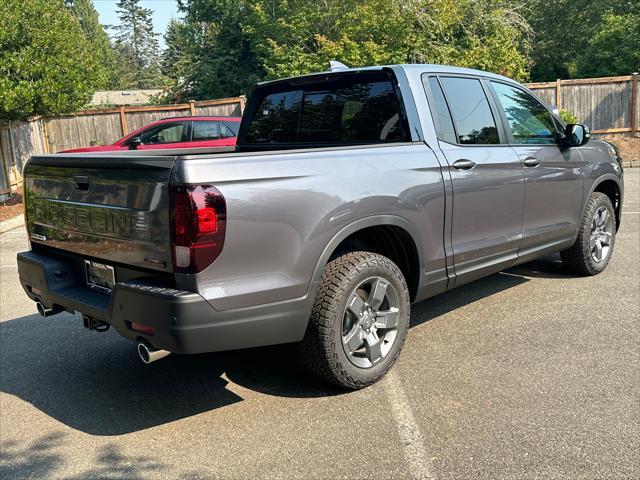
top-left (0, 96), bottom-right (245, 199)
top-left (526, 74), bottom-right (639, 136)
top-left (0, 120), bottom-right (48, 200)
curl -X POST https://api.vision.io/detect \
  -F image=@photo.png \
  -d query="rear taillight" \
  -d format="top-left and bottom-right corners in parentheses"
top-left (170, 185), bottom-right (226, 274)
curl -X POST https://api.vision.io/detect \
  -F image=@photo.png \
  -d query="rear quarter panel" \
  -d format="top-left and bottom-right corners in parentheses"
top-left (172, 144), bottom-right (446, 311)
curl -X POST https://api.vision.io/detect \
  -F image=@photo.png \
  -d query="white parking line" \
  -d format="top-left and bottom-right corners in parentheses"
top-left (383, 370), bottom-right (436, 480)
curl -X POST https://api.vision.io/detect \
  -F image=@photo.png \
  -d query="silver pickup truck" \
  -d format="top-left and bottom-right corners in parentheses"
top-left (17, 64), bottom-right (623, 389)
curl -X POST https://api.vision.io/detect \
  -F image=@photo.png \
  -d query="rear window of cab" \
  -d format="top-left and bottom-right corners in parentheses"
top-left (243, 71), bottom-right (410, 145)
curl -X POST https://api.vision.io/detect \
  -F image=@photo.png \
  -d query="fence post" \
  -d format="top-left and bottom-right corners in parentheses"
top-left (119, 106), bottom-right (129, 136)
top-left (42, 119), bottom-right (51, 154)
top-left (555, 79), bottom-right (562, 109)
top-left (631, 72), bottom-right (638, 137)
top-left (6, 123), bottom-right (19, 191)
top-left (189, 100), bottom-right (196, 116)
top-left (0, 128), bottom-right (9, 198)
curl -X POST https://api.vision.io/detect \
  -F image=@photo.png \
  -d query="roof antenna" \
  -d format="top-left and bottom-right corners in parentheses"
top-left (328, 60), bottom-right (349, 72)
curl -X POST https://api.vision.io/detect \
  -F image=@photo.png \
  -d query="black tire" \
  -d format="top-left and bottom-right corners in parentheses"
top-left (299, 251), bottom-right (410, 389)
top-left (561, 192), bottom-right (616, 275)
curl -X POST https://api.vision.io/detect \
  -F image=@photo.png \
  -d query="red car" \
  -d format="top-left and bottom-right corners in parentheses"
top-left (61, 116), bottom-right (241, 153)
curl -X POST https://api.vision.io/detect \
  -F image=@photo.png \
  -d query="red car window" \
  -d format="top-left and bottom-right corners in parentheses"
top-left (139, 122), bottom-right (186, 145)
top-left (192, 121), bottom-right (220, 141)
top-left (220, 123), bottom-right (237, 138)
top-left (223, 121), bottom-right (239, 136)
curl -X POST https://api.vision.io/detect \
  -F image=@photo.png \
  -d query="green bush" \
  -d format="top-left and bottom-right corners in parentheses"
top-left (0, 0), bottom-right (104, 120)
top-left (559, 109), bottom-right (578, 124)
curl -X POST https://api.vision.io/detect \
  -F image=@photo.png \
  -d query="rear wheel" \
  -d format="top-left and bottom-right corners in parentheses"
top-left (561, 192), bottom-right (616, 275)
top-left (300, 251), bottom-right (410, 389)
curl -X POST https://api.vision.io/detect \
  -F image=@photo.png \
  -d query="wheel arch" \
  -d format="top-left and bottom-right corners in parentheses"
top-left (589, 175), bottom-right (622, 231)
top-left (307, 216), bottom-right (423, 303)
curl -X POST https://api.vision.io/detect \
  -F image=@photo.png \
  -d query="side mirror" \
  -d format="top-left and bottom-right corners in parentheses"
top-left (128, 136), bottom-right (142, 150)
top-left (564, 124), bottom-right (590, 147)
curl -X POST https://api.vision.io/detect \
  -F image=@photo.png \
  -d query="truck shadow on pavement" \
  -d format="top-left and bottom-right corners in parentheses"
top-left (0, 313), bottom-right (341, 436)
top-left (0, 258), bottom-right (570, 436)
top-left (505, 253), bottom-right (577, 279)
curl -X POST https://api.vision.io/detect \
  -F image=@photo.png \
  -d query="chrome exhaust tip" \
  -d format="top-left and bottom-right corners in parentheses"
top-left (137, 343), bottom-right (171, 364)
top-left (37, 301), bottom-right (61, 317)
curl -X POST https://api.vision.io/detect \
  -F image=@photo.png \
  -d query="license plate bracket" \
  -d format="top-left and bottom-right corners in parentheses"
top-left (85, 260), bottom-right (115, 294)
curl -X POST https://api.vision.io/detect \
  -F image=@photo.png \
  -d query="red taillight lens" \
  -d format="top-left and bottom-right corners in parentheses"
top-left (170, 185), bottom-right (226, 274)
top-left (196, 207), bottom-right (218, 233)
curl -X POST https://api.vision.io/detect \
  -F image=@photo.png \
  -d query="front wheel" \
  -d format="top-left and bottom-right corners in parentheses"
top-left (561, 192), bottom-right (616, 275)
top-left (300, 251), bottom-right (410, 389)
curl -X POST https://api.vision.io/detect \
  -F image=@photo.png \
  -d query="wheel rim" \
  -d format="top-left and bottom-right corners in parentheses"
top-left (590, 206), bottom-right (614, 263)
top-left (341, 276), bottom-right (400, 368)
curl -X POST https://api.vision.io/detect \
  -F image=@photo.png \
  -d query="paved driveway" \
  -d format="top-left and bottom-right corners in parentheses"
top-left (1, 171), bottom-right (638, 479)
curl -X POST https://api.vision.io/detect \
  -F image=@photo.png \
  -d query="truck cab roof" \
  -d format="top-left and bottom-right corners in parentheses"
top-left (256, 63), bottom-right (518, 87)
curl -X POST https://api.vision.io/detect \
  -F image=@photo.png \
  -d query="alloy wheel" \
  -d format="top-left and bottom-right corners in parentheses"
top-left (341, 276), bottom-right (400, 368)
top-left (590, 206), bottom-right (614, 263)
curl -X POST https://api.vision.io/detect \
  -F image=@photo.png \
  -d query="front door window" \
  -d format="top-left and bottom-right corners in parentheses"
top-left (139, 123), bottom-right (185, 145)
top-left (491, 82), bottom-right (557, 145)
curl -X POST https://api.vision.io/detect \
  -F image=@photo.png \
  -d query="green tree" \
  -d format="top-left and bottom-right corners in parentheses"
top-left (162, 19), bottom-right (187, 80)
top-left (525, 0), bottom-right (635, 81)
top-left (453, 0), bottom-right (531, 80)
top-left (160, 19), bottom-right (198, 101)
top-left (244, 0), bottom-right (411, 77)
top-left (170, 0), bottom-right (532, 100)
top-left (112, 0), bottom-right (163, 88)
top-left (0, 0), bottom-right (104, 120)
top-left (248, 0), bottom-right (531, 80)
top-left (64, 0), bottom-right (117, 89)
top-left (575, 13), bottom-right (640, 78)
top-left (165, 0), bottom-right (263, 101)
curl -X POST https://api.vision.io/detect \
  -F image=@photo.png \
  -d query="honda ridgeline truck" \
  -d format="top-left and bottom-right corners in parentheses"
top-left (17, 64), bottom-right (624, 389)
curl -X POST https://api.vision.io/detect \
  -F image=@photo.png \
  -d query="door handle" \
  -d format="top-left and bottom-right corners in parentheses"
top-left (522, 157), bottom-right (541, 167)
top-left (452, 159), bottom-right (476, 170)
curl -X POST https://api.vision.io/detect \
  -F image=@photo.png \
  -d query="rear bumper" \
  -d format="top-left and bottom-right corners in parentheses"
top-left (17, 251), bottom-right (310, 354)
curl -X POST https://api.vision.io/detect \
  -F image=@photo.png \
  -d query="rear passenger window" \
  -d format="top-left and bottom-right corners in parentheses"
top-left (424, 77), bottom-right (456, 144)
top-left (192, 121), bottom-right (220, 140)
top-left (439, 77), bottom-right (499, 145)
top-left (222, 122), bottom-right (239, 137)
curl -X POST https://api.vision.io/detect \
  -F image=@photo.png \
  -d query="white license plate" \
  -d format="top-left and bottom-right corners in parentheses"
top-left (85, 260), bottom-right (115, 294)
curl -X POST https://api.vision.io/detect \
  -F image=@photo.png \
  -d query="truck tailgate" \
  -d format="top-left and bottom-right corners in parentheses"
top-left (24, 154), bottom-right (176, 273)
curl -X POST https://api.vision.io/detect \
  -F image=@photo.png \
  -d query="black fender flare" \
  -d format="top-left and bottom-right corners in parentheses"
top-left (304, 214), bottom-right (424, 304)
top-left (581, 173), bottom-right (623, 232)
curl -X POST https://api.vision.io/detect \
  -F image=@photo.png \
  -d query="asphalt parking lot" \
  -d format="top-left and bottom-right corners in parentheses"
top-left (1, 170), bottom-right (638, 480)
